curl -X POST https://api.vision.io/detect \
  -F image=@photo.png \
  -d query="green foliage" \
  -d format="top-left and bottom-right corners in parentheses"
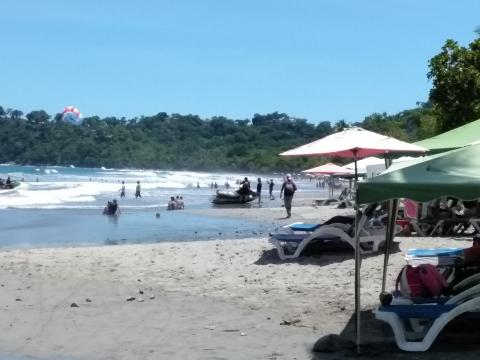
top-left (428, 38), bottom-right (480, 132)
top-left (0, 100), bottom-right (465, 172)
top-left (0, 109), bottom-right (332, 172)
top-left (357, 103), bottom-right (436, 142)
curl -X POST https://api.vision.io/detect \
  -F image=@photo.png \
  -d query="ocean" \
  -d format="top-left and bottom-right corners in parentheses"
top-left (0, 164), bottom-right (324, 249)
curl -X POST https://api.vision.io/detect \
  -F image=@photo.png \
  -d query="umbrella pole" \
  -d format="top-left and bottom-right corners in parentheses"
top-left (354, 155), bottom-right (361, 353)
top-left (381, 199), bottom-right (399, 293)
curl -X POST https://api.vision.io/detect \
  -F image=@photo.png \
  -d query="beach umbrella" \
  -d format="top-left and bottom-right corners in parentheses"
top-left (343, 156), bottom-right (418, 177)
top-left (342, 157), bottom-right (385, 175)
top-left (414, 118), bottom-right (480, 154)
top-left (280, 127), bottom-right (426, 351)
top-left (302, 163), bottom-right (354, 197)
top-left (302, 162), bottom-right (354, 175)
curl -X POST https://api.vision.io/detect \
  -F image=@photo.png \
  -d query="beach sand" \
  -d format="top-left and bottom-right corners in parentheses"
top-left (1, 200), bottom-right (480, 359)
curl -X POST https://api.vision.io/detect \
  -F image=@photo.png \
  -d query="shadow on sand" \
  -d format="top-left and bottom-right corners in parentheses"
top-left (255, 241), bottom-right (401, 266)
top-left (310, 307), bottom-right (480, 359)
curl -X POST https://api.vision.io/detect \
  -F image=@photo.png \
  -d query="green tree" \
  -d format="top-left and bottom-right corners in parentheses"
top-left (26, 110), bottom-right (50, 124)
top-left (428, 38), bottom-right (480, 131)
top-left (10, 109), bottom-right (23, 119)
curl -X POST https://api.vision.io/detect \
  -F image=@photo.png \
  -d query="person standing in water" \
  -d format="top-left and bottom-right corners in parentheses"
top-left (135, 181), bottom-right (142, 198)
top-left (269, 179), bottom-right (275, 200)
top-left (239, 177), bottom-right (250, 203)
top-left (256, 178), bottom-right (262, 205)
top-left (119, 181), bottom-right (126, 198)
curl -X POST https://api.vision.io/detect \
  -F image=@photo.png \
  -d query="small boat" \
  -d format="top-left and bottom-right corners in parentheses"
top-left (211, 189), bottom-right (257, 205)
top-left (0, 181), bottom-right (20, 190)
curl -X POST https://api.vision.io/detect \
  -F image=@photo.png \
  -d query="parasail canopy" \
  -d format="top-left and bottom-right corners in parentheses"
top-left (62, 106), bottom-right (82, 125)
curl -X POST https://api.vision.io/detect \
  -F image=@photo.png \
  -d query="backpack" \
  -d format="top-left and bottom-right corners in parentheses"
top-left (284, 182), bottom-right (295, 196)
top-left (395, 264), bottom-right (447, 298)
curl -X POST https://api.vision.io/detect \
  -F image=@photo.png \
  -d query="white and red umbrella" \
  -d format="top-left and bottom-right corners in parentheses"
top-left (280, 127), bottom-right (426, 350)
top-left (303, 163), bottom-right (354, 197)
top-left (302, 162), bottom-right (354, 175)
top-left (281, 127), bottom-right (425, 162)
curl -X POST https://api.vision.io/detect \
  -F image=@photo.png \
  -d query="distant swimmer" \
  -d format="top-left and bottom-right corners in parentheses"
top-left (135, 181), bottom-right (142, 198)
top-left (119, 181), bottom-right (126, 198)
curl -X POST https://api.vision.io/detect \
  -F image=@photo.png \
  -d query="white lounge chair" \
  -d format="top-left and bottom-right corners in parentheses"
top-left (269, 222), bottom-right (387, 260)
top-left (375, 284), bottom-right (480, 351)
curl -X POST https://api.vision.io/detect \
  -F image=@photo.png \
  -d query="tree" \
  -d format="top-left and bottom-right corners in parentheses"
top-left (333, 119), bottom-right (348, 131)
top-left (428, 38), bottom-right (480, 132)
top-left (26, 110), bottom-right (50, 124)
top-left (10, 109), bottom-right (23, 119)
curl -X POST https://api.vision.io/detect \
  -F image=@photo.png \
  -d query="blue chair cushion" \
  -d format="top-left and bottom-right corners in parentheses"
top-left (289, 223), bottom-right (322, 232)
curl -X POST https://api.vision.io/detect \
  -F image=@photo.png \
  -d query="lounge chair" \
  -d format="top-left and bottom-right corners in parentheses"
top-left (269, 220), bottom-right (387, 260)
top-left (272, 215), bottom-right (354, 236)
top-left (429, 217), bottom-right (474, 236)
top-left (404, 247), bottom-right (465, 267)
top-left (403, 199), bottom-right (480, 236)
top-left (312, 187), bottom-right (352, 207)
top-left (375, 284), bottom-right (480, 351)
top-left (402, 199), bottom-right (437, 236)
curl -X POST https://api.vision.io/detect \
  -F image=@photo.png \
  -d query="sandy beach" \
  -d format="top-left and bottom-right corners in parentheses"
top-left (2, 200), bottom-right (480, 360)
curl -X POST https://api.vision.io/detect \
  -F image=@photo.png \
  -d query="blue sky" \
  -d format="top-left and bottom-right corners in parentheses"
top-left (1, 1), bottom-right (479, 123)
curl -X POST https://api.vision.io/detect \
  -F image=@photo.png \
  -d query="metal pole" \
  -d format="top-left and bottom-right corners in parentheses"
top-left (354, 151), bottom-right (361, 353)
top-left (381, 199), bottom-right (399, 293)
top-left (380, 155), bottom-right (396, 293)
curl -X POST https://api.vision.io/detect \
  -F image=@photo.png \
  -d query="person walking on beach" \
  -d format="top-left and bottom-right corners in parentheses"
top-left (256, 178), bottom-right (262, 205)
top-left (119, 181), bottom-right (126, 198)
top-left (280, 174), bottom-right (297, 218)
top-left (135, 181), bottom-right (142, 199)
top-left (269, 179), bottom-right (275, 200)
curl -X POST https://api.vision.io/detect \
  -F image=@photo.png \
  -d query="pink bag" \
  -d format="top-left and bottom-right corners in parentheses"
top-left (396, 264), bottom-right (447, 298)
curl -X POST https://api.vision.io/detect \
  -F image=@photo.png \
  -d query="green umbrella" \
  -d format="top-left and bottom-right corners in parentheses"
top-left (357, 143), bottom-right (480, 204)
top-left (414, 118), bottom-right (480, 154)
top-left (356, 143), bottom-right (480, 347)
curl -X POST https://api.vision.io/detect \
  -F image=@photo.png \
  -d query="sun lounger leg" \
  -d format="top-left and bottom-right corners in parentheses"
top-left (469, 218), bottom-right (480, 233)
top-left (428, 220), bottom-right (444, 236)
top-left (409, 220), bottom-right (426, 236)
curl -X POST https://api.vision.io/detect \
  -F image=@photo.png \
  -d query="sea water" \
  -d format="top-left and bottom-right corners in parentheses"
top-left (0, 165), bottom-right (323, 248)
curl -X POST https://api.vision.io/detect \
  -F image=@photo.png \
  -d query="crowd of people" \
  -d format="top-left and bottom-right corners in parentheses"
top-left (96, 174), bottom-right (300, 219)
top-left (102, 179), bottom-right (187, 216)
top-left (232, 175), bottom-right (297, 218)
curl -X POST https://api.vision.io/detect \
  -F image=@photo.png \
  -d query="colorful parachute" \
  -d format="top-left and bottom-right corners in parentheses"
top-left (62, 106), bottom-right (82, 125)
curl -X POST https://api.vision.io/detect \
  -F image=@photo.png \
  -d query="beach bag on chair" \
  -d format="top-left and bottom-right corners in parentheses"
top-left (396, 264), bottom-right (447, 298)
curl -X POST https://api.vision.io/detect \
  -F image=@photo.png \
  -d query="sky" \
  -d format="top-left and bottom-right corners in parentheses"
top-left (1, 1), bottom-right (479, 124)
